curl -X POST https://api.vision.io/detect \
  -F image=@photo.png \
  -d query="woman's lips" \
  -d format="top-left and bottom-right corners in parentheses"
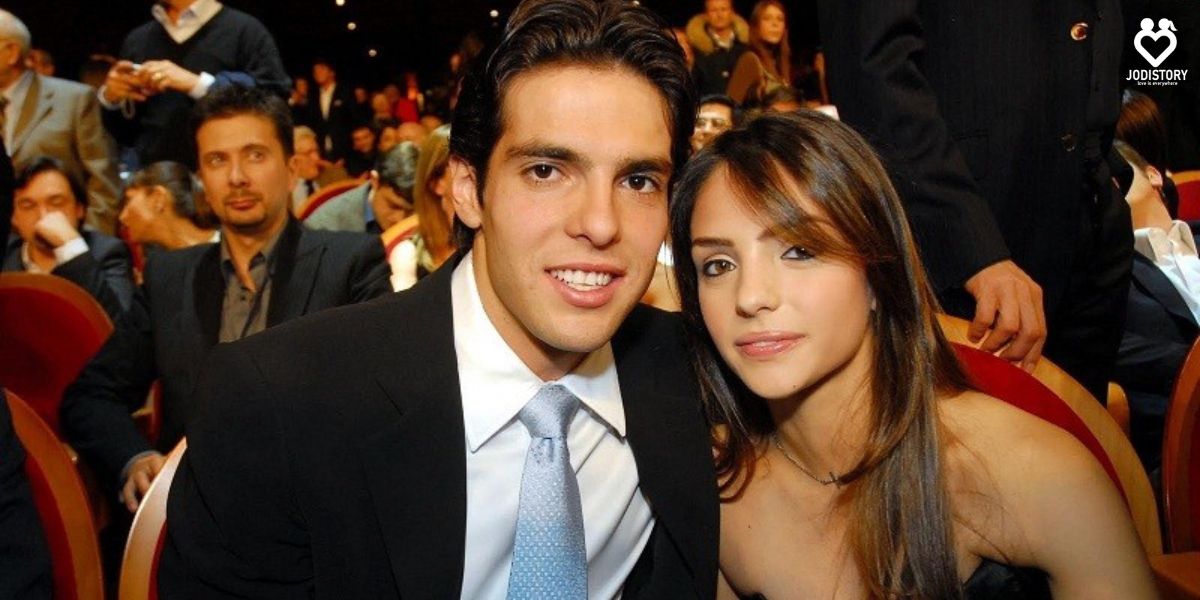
top-left (735, 331), bottom-right (803, 359)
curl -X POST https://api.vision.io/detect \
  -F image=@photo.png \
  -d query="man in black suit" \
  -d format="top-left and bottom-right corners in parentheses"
top-left (819, 1), bottom-right (1132, 400)
top-left (305, 59), bottom-right (359, 163)
top-left (1113, 141), bottom-right (1198, 472)
top-left (60, 85), bottom-right (391, 514)
top-left (2, 157), bottom-right (134, 320)
top-left (161, 1), bottom-right (717, 597)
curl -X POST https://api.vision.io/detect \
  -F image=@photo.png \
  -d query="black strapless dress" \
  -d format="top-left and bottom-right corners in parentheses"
top-left (738, 558), bottom-right (1052, 599)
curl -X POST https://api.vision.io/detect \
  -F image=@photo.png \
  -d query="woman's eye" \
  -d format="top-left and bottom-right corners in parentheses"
top-left (701, 258), bottom-right (736, 277)
top-left (782, 246), bottom-right (814, 260)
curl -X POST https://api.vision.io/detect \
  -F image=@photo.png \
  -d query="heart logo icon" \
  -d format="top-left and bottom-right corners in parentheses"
top-left (1135, 27), bottom-right (1177, 68)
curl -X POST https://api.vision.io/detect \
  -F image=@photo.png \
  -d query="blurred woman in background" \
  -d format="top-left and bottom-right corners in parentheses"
top-left (119, 161), bottom-right (217, 251)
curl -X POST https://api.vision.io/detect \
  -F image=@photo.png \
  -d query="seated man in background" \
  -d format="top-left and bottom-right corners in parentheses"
top-left (1113, 140), bottom-right (1199, 475)
top-left (290, 125), bottom-right (348, 212)
top-left (690, 93), bottom-right (736, 153)
top-left (305, 141), bottom-right (418, 234)
top-left (60, 85), bottom-right (391, 515)
top-left (344, 122), bottom-right (378, 177)
top-left (3, 157), bottom-right (134, 319)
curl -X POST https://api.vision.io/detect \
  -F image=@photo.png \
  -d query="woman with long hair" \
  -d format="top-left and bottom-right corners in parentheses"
top-left (120, 161), bottom-right (217, 250)
top-left (670, 112), bottom-right (1156, 599)
top-left (728, 0), bottom-right (791, 104)
top-left (386, 124), bottom-right (455, 290)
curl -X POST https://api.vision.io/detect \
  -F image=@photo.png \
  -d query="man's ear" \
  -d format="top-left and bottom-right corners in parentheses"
top-left (1145, 165), bottom-right (1164, 190)
top-left (449, 156), bottom-right (483, 230)
top-left (286, 154), bottom-right (300, 190)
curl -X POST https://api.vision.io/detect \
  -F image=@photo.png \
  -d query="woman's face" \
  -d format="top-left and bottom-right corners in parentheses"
top-left (119, 186), bottom-right (161, 243)
top-left (757, 4), bottom-right (787, 46)
top-left (689, 167), bottom-right (875, 402)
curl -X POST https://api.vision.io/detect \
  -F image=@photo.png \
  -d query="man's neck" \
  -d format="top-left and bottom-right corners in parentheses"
top-left (163, 219), bottom-right (216, 250)
top-left (23, 240), bottom-right (56, 273)
top-left (320, 81), bottom-right (336, 92)
top-left (710, 26), bottom-right (735, 45)
top-left (0, 67), bottom-right (27, 92)
top-left (1129, 196), bottom-right (1173, 232)
top-left (222, 218), bottom-right (285, 290)
top-left (160, 0), bottom-right (199, 25)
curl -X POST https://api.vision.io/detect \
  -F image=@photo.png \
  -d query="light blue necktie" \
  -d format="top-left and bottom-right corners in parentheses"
top-left (506, 383), bottom-right (587, 600)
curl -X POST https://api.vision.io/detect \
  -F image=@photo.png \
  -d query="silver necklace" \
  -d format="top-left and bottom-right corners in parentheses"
top-left (771, 433), bottom-right (841, 486)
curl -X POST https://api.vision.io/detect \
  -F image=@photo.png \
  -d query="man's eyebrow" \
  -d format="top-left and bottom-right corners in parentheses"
top-left (506, 142), bottom-right (589, 169)
top-left (617, 157), bottom-right (672, 178)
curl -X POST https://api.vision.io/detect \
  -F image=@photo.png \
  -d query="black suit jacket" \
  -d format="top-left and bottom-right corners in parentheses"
top-left (818, 0), bottom-right (1125, 311)
top-left (1115, 226), bottom-right (1200, 415)
top-left (160, 256), bottom-right (719, 598)
top-left (306, 83), bottom-right (360, 162)
top-left (2, 230), bottom-right (135, 320)
top-left (60, 219), bottom-right (390, 484)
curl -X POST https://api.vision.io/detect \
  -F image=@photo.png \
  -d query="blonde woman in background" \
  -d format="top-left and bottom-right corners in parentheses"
top-left (386, 124), bottom-right (454, 290)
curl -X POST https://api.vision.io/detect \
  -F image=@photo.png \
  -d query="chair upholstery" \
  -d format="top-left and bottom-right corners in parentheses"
top-left (6, 389), bottom-right (104, 600)
top-left (381, 213), bottom-right (420, 256)
top-left (119, 438), bottom-right (187, 600)
top-left (296, 177), bottom-right (367, 221)
top-left (0, 273), bottom-right (113, 433)
top-left (1165, 337), bottom-right (1200, 553)
top-left (1174, 171), bottom-right (1200, 221)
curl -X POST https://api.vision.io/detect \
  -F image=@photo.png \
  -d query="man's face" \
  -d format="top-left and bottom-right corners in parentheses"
top-left (292, 136), bottom-right (322, 180)
top-left (691, 102), bottom-right (733, 152)
top-left (352, 127), bottom-right (376, 154)
top-left (12, 170), bottom-right (84, 251)
top-left (312, 63), bottom-right (334, 86)
top-left (705, 0), bottom-right (734, 33)
top-left (0, 38), bottom-right (23, 80)
top-left (451, 65), bottom-right (673, 375)
top-left (196, 114), bottom-right (294, 236)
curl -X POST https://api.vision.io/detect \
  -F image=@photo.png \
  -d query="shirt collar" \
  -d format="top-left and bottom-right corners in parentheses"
top-left (2, 70), bottom-right (32, 102)
top-left (1134, 220), bottom-right (1197, 262)
top-left (151, 0), bottom-right (222, 42)
top-left (19, 242), bottom-right (45, 274)
top-left (219, 226), bottom-right (284, 278)
top-left (451, 252), bottom-right (626, 453)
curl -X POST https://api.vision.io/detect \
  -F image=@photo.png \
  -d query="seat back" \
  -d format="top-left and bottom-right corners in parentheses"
top-left (296, 177), bottom-right (366, 221)
top-left (1173, 171), bottom-right (1200, 221)
top-left (119, 438), bottom-right (187, 600)
top-left (1164, 337), bottom-right (1200, 552)
top-left (381, 214), bottom-right (420, 256)
top-left (0, 273), bottom-right (113, 433)
top-left (938, 315), bottom-right (1163, 555)
top-left (6, 389), bottom-right (104, 600)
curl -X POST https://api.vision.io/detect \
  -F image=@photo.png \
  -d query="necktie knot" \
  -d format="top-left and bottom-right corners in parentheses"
top-left (518, 383), bottom-right (579, 440)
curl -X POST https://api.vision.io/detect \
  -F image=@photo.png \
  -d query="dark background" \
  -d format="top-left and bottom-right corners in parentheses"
top-left (5, 0), bottom-right (818, 90)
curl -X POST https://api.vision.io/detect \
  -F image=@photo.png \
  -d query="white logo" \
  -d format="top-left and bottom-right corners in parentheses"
top-left (1135, 18), bottom-right (1178, 68)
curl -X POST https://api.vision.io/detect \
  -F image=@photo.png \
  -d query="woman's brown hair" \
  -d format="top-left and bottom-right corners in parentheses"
top-left (670, 111), bottom-right (972, 598)
top-left (413, 124), bottom-right (454, 265)
top-left (748, 0), bottom-right (791, 85)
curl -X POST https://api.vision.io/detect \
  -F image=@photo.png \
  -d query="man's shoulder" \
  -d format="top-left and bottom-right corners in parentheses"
top-left (211, 4), bottom-right (272, 33)
top-left (38, 75), bottom-right (93, 101)
top-left (298, 221), bottom-right (380, 255)
top-left (143, 243), bottom-right (214, 280)
top-left (81, 231), bottom-right (127, 256)
top-left (615, 304), bottom-right (688, 358)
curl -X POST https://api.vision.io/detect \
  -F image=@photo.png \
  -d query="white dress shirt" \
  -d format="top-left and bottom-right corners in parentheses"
top-left (452, 253), bottom-right (654, 600)
top-left (2, 70), bottom-right (32, 149)
top-left (151, 0), bottom-right (222, 43)
top-left (1135, 220), bottom-right (1200, 324)
top-left (20, 237), bottom-right (89, 273)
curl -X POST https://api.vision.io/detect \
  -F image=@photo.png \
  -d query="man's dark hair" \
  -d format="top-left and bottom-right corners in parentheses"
top-left (15, 156), bottom-right (87, 208)
top-left (698, 93), bottom-right (740, 126)
top-left (450, 0), bottom-right (694, 251)
top-left (190, 85), bottom-right (295, 157)
top-left (375, 141), bottom-right (420, 200)
top-left (312, 57), bottom-right (336, 72)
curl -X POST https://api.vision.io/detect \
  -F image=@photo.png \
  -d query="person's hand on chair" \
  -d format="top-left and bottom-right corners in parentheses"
top-left (964, 259), bottom-right (1047, 372)
top-left (123, 452), bottom-right (166, 512)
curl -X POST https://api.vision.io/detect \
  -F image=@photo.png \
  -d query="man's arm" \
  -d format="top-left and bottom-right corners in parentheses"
top-left (816, 0), bottom-right (1045, 367)
top-left (59, 289), bottom-right (158, 486)
top-left (159, 342), bottom-right (312, 597)
top-left (51, 233), bottom-right (135, 320)
top-left (1115, 329), bottom-right (1189, 397)
top-left (72, 88), bottom-right (122, 235)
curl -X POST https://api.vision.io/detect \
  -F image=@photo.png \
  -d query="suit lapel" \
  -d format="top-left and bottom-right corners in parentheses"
top-left (613, 308), bottom-right (713, 593)
top-left (266, 219), bottom-right (320, 326)
top-left (1131, 254), bottom-right (1199, 331)
top-left (357, 259), bottom-right (468, 597)
top-left (192, 244), bottom-right (224, 347)
top-left (11, 74), bottom-right (51, 155)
